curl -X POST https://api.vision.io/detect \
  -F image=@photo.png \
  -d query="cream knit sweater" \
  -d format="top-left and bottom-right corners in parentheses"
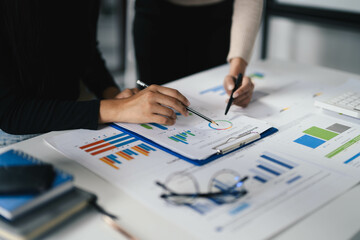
top-left (167, 0), bottom-right (263, 63)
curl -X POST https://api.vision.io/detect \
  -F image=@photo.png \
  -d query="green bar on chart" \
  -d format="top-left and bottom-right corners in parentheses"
top-left (140, 124), bottom-right (153, 130)
top-left (303, 126), bottom-right (338, 141)
top-left (326, 134), bottom-right (360, 158)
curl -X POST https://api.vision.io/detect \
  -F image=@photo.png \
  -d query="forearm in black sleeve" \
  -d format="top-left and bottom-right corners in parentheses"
top-left (81, 0), bottom-right (119, 99)
top-left (0, 94), bottom-right (100, 135)
top-left (82, 46), bottom-right (119, 99)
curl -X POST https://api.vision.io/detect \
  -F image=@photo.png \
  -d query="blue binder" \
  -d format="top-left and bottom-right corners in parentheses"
top-left (110, 123), bottom-right (278, 166)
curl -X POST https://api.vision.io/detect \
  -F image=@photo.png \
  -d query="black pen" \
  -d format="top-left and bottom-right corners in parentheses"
top-left (136, 80), bottom-right (218, 126)
top-left (225, 73), bottom-right (243, 115)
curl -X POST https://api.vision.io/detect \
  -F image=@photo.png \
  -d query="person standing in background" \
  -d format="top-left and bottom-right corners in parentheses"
top-left (133, 0), bottom-right (263, 107)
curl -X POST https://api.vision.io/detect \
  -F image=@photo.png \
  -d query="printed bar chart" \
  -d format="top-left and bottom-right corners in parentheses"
top-left (294, 123), bottom-right (352, 150)
top-left (79, 133), bottom-right (139, 156)
top-left (168, 131), bottom-right (195, 144)
top-left (252, 152), bottom-right (298, 184)
top-left (99, 155), bottom-right (120, 170)
top-left (98, 143), bottom-right (157, 169)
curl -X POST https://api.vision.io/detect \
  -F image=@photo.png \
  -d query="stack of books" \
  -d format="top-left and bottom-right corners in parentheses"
top-left (0, 149), bottom-right (96, 240)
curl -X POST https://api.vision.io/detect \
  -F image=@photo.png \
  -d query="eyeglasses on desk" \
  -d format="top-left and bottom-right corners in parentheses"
top-left (155, 169), bottom-right (248, 205)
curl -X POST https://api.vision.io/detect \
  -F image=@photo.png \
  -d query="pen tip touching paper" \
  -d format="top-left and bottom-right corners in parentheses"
top-left (212, 121), bottom-right (219, 126)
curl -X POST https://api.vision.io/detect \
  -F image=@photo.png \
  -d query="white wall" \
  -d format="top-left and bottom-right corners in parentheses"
top-left (252, 16), bottom-right (360, 75)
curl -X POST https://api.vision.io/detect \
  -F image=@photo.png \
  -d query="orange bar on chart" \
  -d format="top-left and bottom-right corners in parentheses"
top-left (91, 145), bottom-right (117, 155)
top-left (119, 151), bottom-right (133, 160)
top-left (80, 140), bottom-right (105, 149)
top-left (116, 151), bottom-right (133, 160)
top-left (132, 146), bottom-right (149, 156)
top-left (85, 142), bottom-right (111, 152)
top-left (99, 157), bottom-right (119, 169)
top-left (103, 156), bottom-right (115, 163)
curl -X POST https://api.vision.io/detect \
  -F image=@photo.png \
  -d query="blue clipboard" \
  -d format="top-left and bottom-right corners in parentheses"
top-left (110, 123), bottom-right (278, 166)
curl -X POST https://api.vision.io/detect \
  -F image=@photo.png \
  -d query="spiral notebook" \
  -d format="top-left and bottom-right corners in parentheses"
top-left (0, 150), bottom-right (74, 220)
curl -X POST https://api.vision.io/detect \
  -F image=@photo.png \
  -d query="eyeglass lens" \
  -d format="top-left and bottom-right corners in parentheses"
top-left (209, 170), bottom-right (246, 204)
top-left (163, 172), bottom-right (199, 205)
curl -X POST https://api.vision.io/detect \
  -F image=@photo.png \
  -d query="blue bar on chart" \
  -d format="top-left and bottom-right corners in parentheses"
top-left (149, 123), bottom-right (168, 130)
top-left (250, 168), bottom-right (271, 184)
top-left (260, 153), bottom-right (296, 169)
top-left (108, 135), bottom-right (133, 145)
top-left (169, 136), bottom-right (187, 144)
top-left (294, 135), bottom-right (326, 149)
top-left (258, 160), bottom-right (286, 174)
top-left (106, 154), bottom-right (122, 164)
top-left (123, 149), bottom-right (138, 156)
top-left (249, 72), bottom-right (264, 79)
top-left (114, 138), bottom-right (138, 148)
top-left (103, 133), bottom-right (127, 142)
top-left (253, 175), bottom-right (267, 183)
top-left (229, 202), bottom-right (250, 215)
top-left (176, 134), bottom-right (186, 140)
top-left (80, 132), bottom-right (139, 156)
top-left (344, 152), bottom-right (360, 164)
top-left (287, 175), bottom-right (302, 184)
top-left (138, 143), bottom-right (156, 152)
top-left (168, 130), bottom-right (195, 144)
top-left (199, 85), bottom-right (226, 96)
top-left (257, 164), bottom-right (281, 176)
top-left (131, 143), bottom-right (156, 156)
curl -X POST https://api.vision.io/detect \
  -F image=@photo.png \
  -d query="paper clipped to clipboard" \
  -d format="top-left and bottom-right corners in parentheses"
top-left (114, 112), bottom-right (275, 161)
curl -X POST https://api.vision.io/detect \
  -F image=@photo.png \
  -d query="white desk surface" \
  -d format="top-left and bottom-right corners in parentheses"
top-left (1, 59), bottom-right (360, 240)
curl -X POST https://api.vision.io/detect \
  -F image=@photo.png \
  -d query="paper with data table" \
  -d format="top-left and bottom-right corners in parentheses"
top-left (114, 100), bottom-right (273, 160)
top-left (45, 127), bottom-right (360, 240)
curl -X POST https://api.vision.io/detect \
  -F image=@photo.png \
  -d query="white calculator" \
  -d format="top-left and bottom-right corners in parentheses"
top-left (314, 91), bottom-right (360, 119)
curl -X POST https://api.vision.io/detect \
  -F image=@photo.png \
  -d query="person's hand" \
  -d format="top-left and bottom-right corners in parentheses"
top-left (115, 88), bottom-right (140, 99)
top-left (224, 75), bottom-right (254, 107)
top-left (224, 57), bottom-right (254, 107)
top-left (99, 85), bottom-right (190, 125)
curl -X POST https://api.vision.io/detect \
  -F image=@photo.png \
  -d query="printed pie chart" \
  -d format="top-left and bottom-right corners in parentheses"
top-left (208, 120), bottom-right (233, 130)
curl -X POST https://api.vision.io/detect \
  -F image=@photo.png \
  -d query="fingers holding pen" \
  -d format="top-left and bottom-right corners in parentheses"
top-left (99, 84), bottom-right (190, 125)
top-left (229, 76), bottom-right (254, 107)
top-left (149, 85), bottom-right (190, 106)
top-left (224, 75), bottom-right (236, 96)
top-left (147, 85), bottom-right (190, 116)
top-left (131, 85), bottom-right (189, 124)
